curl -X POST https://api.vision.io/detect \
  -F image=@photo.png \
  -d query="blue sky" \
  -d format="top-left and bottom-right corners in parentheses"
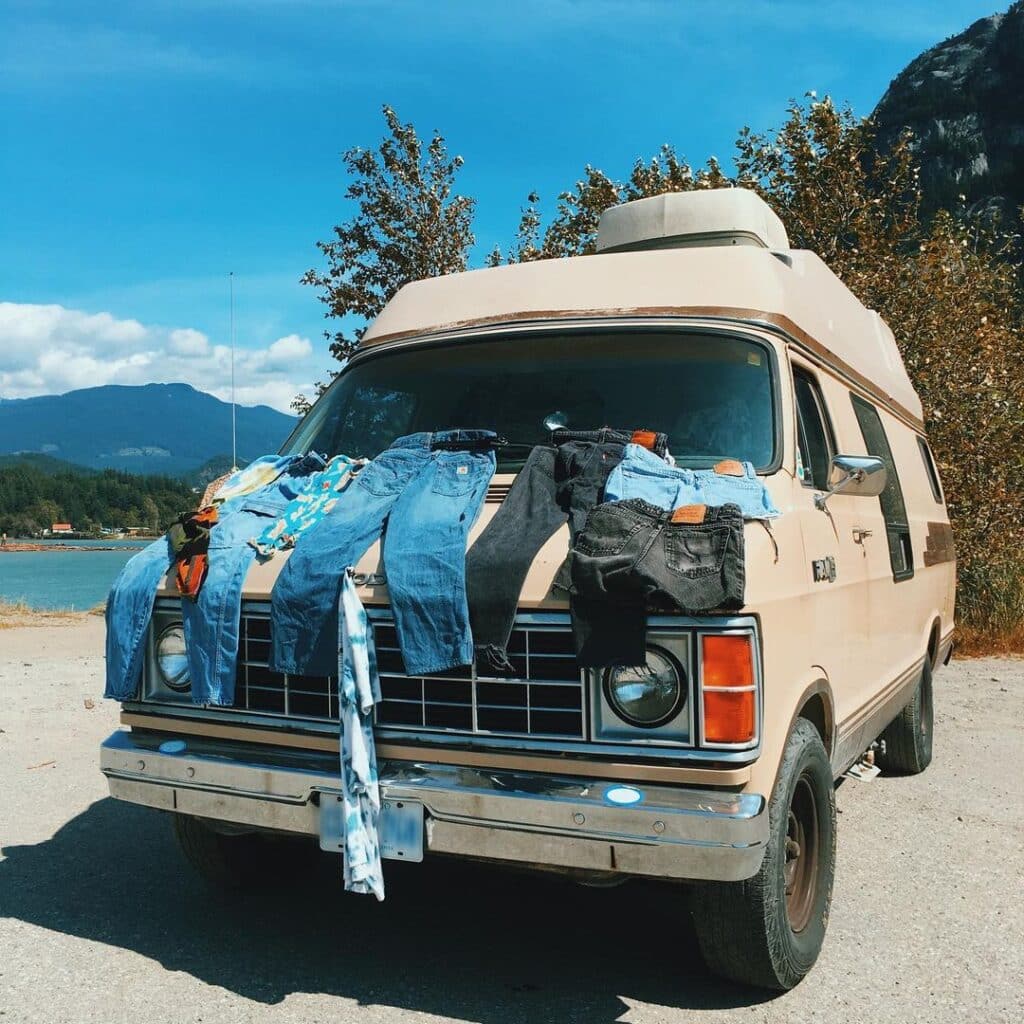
top-left (0, 0), bottom-right (1002, 411)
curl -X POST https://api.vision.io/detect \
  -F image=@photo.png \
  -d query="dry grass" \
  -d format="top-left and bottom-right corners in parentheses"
top-left (954, 624), bottom-right (1024, 658)
top-left (0, 599), bottom-right (93, 629)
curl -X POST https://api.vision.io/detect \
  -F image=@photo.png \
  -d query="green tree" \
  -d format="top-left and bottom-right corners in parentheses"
top-left (507, 96), bottom-right (1024, 641)
top-left (299, 104), bottom-right (476, 412)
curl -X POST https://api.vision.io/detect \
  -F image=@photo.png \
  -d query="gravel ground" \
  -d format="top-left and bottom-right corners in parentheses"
top-left (1, 618), bottom-right (1022, 1023)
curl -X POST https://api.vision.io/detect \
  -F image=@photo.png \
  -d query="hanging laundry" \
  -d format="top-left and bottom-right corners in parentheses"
top-left (337, 571), bottom-right (384, 900)
top-left (567, 499), bottom-right (746, 667)
top-left (104, 452), bottom-right (328, 705)
top-left (249, 455), bottom-right (366, 559)
top-left (270, 430), bottom-right (498, 679)
top-left (604, 443), bottom-right (780, 519)
top-left (210, 452), bottom-right (320, 505)
top-left (167, 506), bottom-right (219, 600)
top-left (465, 427), bottom-right (670, 673)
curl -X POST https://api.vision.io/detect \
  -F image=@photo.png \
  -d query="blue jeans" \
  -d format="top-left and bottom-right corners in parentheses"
top-left (104, 454), bottom-right (326, 704)
top-left (604, 443), bottom-right (780, 519)
top-left (271, 431), bottom-right (496, 678)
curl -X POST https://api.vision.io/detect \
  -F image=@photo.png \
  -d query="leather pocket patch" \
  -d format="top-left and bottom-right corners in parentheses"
top-left (671, 504), bottom-right (707, 524)
top-left (713, 459), bottom-right (745, 477)
top-left (631, 429), bottom-right (659, 451)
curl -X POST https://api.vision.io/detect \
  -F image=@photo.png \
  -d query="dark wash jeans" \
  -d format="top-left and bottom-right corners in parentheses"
top-left (465, 428), bottom-right (668, 672)
top-left (568, 499), bottom-right (746, 667)
top-left (270, 430), bottom-right (496, 678)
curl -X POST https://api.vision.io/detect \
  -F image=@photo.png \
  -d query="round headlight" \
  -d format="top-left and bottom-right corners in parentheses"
top-left (156, 623), bottom-right (191, 692)
top-left (604, 648), bottom-right (685, 728)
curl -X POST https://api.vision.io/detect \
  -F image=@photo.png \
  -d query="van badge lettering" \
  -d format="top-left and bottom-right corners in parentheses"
top-left (812, 556), bottom-right (837, 583)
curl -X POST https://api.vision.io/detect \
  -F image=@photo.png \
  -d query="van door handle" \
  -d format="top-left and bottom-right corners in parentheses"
top-left (852, 527), bottom-right (873, 543)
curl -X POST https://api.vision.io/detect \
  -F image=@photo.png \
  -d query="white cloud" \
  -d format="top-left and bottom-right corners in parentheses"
top-left (168, 327), bottom-right (210, 356)
top-left (258, 333), bottom-right (313, 371)
top-left (0, 301), bottom-right (327, 413)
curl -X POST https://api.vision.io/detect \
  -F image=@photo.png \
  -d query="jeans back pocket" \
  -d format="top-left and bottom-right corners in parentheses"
top-left (432, 456), bottom-right (480, 497)
top-left (359, 457), bottom-right (413, 496)
top-left (664, 524), bottom-right (729, 577)
top-left (574, 504), bottom-right (645, 556)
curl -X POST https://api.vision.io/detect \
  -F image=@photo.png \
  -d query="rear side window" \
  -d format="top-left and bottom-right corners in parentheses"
top-left (793, 370), bottom-right (835, 490)
top-left (917, 438), bottom-right (943, 503)
top-left (850, 394), bottom-right (914, 581)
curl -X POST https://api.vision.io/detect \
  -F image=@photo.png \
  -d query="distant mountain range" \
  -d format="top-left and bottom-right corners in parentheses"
top-left (0, 383), bottom-right (295, 476)
top-left (873, 1), bottom-right (1024, 223)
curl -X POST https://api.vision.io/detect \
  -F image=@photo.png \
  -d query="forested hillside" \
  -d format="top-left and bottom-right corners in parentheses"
top-left (0, 461), bottom-right (197, 537)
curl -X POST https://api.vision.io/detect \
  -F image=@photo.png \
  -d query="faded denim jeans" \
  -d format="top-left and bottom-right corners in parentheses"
top-left (104, 453), bottom-right (326, 704)
top-left (271, 431), bottom-right (496, 678)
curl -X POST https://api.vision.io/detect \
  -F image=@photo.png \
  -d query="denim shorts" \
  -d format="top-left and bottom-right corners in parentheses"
top-left (605, 444), bottom-right (780, 519)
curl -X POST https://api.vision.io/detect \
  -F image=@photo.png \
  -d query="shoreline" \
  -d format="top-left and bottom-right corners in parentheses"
top-left (0, 542), bottom-right (146, 552)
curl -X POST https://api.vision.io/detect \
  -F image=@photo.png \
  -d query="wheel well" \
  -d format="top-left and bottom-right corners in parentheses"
top-left (798, 692), bottom-right (832, 757)
top-left (927, 620), bottom-right (941, 669)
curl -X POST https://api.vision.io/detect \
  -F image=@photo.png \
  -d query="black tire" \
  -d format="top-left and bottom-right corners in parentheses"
top-left (877, 659), bottom-right (934, 775)
top-left (171, 813), bottom-right (268, 892)
top-left (690, 719), bottom-right (836, 991)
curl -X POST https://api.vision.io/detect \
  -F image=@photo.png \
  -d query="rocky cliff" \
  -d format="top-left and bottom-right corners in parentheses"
top-left (873, 2), bottom-right (1024, 223)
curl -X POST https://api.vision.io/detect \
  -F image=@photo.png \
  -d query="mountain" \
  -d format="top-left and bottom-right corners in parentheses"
top-left (0, 383), bottom-right (295, 476)
top-left (0, 453), bottom-right (98, 475)
top-left (873, 1), bottom-right (1024, 223)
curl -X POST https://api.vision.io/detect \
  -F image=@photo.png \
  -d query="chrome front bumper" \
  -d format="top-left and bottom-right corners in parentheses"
top-left (100, 729), bottom-right (768, 882)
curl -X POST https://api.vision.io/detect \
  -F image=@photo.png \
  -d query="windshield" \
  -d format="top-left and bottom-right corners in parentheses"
top-left (284, 330), bottom-right (777, 471)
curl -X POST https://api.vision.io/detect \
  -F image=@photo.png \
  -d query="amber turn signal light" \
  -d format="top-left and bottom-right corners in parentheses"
top-left (701, 634), bottom-right (756, 744)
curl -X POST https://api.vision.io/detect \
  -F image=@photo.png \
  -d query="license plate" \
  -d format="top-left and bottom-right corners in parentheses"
top-left (319, 794), bottom-right (424, 863)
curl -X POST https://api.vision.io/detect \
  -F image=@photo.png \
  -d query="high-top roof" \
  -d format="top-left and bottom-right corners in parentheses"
top-left (596, 189), bottom-right (790, 252)
top-left (361, 243), bottom-right (923, 426)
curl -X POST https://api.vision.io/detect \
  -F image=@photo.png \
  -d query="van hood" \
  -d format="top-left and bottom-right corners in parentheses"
top-left (158, 472), bottom-right (789, 611)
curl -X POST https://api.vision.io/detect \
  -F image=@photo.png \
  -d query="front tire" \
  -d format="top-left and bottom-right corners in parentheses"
top-left (877, 659), bottom-right (934, 775)
top-left (690, 718), bottom-right (836, 991)
top-left (171, 813), bottom-right (269, 891)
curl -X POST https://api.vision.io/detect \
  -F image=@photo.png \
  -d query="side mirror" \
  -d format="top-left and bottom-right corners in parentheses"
top-left (814, 455), bottom-right (887, 511)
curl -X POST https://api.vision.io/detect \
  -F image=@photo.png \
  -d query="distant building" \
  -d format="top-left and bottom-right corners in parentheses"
top-left (51, 523), bottom-right (74, 534)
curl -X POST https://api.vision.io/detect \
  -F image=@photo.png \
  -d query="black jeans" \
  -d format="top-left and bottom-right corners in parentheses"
top-left (465, 428), bottom-right (668, 672)
top-left (568, 499), bottom-right (746, 667)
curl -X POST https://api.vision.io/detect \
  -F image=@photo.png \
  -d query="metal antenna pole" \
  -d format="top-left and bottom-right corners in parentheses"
top-left (230, 271), bottom-right (237, 469)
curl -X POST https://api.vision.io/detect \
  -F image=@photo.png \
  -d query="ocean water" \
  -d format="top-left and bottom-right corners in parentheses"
top-left (0, 540), bottom-right (147, 611)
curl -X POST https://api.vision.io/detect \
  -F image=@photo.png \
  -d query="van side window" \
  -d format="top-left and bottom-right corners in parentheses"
top-left (917, 437), bottom-right (943, 503)
top-left (850, 394), bottom-right (914, 581)
top-left (793, 369), bottom-right (834, 490)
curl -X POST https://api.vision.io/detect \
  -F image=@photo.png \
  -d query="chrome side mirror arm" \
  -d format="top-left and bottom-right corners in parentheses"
top-left (814, 471), bottom-right (862, 510)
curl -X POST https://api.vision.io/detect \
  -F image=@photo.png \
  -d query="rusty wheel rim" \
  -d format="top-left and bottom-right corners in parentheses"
top-left (783, 774), bottom-right (819, 934)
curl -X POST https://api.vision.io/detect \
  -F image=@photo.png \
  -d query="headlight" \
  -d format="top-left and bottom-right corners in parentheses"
top-left (156, 623), bottom-right (191, 692)
top-left (604, 648), bottom-right (685, 728)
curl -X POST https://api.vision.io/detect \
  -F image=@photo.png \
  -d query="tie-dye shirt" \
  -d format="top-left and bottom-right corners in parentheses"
top-left (337, 571), bottom-right (384, 900)
top-left (212, 454), bottom-right (327, 505)
top-left (249, 455), bottom-right (365, 558)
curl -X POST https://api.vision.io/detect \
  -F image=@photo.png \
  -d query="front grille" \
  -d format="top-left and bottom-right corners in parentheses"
top-left (237, 615), bottom-right (339, 719)
top-left (485, 482), bottom-right (512, 503)
top-left (234, 612), bottom-right (587, 741)
top-left (374, 622), bottom-right (585, 739)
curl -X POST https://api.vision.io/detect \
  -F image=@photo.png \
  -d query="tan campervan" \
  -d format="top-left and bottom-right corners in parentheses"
top-left (100, 189), bottom-right (955, 990)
